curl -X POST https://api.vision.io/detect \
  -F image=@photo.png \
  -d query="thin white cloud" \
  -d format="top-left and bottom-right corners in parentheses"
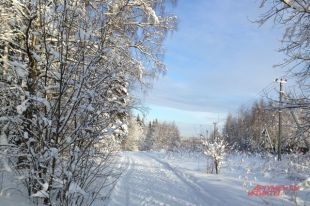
top-left (143, 0), bottom-right (286, 136)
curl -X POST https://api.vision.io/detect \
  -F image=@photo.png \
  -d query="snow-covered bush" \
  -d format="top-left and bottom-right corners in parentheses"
top-left (202, 138), bottom-right (227, 174)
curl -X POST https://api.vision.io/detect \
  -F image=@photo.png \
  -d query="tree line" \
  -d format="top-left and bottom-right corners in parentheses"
top-left (223, 99), bottom-right (309, 153)
top-left (122, 116), bottom-right (181, 152)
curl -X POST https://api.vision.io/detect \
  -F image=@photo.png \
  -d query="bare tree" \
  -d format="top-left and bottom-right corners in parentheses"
top-left (258, 0), bottom-right (310, 82)
top-left (258, 0), bottom-right (310, 152)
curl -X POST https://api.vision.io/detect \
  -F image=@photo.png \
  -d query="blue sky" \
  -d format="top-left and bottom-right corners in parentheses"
top-left (142, 0), bottom-right (286, 137)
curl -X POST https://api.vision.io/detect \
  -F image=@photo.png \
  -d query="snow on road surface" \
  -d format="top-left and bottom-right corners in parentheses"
top-left (108, 152), bottom-right (296, 206)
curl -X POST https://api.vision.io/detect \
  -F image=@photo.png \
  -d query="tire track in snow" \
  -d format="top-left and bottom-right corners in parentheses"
top-left (143, 153), bottom-right (217, 205)
top-left (110, 155), bottom-right (134, 206)
top-left (111, 153), bottom-right (167, 206)
top-left (124, 156), bottom-right (132, 205)
top-left (143, 153), bottom-right (285, 206)
top-left (109, 152), bottom-right (298, 206)
top-left (122, 153), bottom-right (198, 206)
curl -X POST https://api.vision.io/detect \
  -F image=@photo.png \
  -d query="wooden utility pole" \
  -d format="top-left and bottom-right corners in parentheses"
top-left (213, 122), bottom-right (217, 141)
top-left (275, 78), bottom-right (287, 161)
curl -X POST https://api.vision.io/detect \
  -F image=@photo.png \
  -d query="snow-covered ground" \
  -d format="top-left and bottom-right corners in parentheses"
top-left (0, 171), bottom-right (35, 206)
top-left (1, 151), bottom-right (309, 205)
top-left (108, 151), bottom-right (310, 206)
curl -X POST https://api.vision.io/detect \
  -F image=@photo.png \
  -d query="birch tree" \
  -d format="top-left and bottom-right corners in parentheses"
top-left (0, 0), bottom-right (176, 205)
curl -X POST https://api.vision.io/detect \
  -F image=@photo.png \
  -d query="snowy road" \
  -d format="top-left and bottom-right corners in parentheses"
top-left (108, 152), bottom-right (294, 206)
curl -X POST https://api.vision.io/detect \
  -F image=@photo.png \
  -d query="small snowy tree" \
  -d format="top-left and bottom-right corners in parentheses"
top-left (141, 121), bottom-right (156, 150)
top-left (166, 122), bottom-right (181, 151)
top-left (122, 115), bottom-right (144, 151)
top-left (202, 137), bottom-right (227, 174)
